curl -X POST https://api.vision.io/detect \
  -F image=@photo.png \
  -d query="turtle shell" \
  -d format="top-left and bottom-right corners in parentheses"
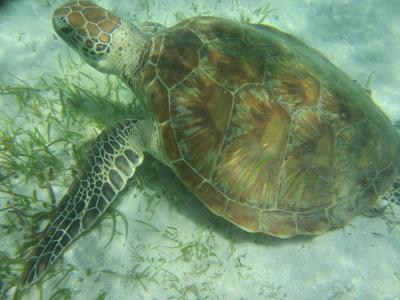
top-left (141, 17), bottom-right (400, 237)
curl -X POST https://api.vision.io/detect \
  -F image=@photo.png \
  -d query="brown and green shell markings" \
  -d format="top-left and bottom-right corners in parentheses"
top-left (143, 16), bottom-right (400, 236)
top-left (21, 0), bottom-right (400, 288)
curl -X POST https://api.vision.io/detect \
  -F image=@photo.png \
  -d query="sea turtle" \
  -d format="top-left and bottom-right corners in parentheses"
top-left (22, 0), bottom-right (400, 286)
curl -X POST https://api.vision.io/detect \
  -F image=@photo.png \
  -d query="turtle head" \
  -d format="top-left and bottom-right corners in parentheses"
top-left (53, 1), bottom-right (145, 77)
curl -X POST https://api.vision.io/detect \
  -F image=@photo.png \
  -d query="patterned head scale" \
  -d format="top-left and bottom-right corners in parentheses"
top-left (53, 1), bottom-right (122, 66)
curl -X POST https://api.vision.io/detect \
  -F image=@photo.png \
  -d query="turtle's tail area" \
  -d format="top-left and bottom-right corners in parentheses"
top-left (381, 172), bottom-right (400, 206)
top-left (391, 173), bottom-right (400, 206)
top-left (21, 120), bottom-right (144, 287)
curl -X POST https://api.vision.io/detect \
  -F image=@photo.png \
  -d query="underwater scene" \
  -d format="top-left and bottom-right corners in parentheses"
top-left (0, 0), bottom-right (400, 299)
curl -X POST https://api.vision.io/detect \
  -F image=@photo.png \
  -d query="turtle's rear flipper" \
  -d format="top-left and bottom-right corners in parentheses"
top-left (363, 174), bottom-right (400, 217)
top-left (383, 174), bottom-right (400, 206)
top-left (22, 119), bottom-right (147, 287)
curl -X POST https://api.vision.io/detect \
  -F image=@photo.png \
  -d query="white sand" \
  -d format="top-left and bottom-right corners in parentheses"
top-left (0, 0), bottom-right (399, 299)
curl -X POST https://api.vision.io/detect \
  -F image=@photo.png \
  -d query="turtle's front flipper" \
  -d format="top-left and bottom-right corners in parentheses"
top-left (22, 119), bottom-right (150, 286)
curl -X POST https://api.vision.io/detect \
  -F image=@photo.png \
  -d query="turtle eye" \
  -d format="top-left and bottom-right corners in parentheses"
top-left (53, 15), bottom-right (74, 36)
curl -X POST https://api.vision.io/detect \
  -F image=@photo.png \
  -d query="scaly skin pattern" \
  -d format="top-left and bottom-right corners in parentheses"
top-left (22, 120), bottom-right (144, 285)
top-left (52, 1), bottom-right (122, 63)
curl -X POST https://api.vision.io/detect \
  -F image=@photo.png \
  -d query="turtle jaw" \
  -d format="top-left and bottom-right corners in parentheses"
top-left (52, 1), bottom-right (123, 74)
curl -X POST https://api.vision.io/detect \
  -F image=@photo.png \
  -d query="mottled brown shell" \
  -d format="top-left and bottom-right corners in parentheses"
top-left (142, 17), bottom-right (400, 237)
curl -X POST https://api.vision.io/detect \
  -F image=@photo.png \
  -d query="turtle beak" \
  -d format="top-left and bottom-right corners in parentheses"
top-left (53, 1), bottom-right (122, 65)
